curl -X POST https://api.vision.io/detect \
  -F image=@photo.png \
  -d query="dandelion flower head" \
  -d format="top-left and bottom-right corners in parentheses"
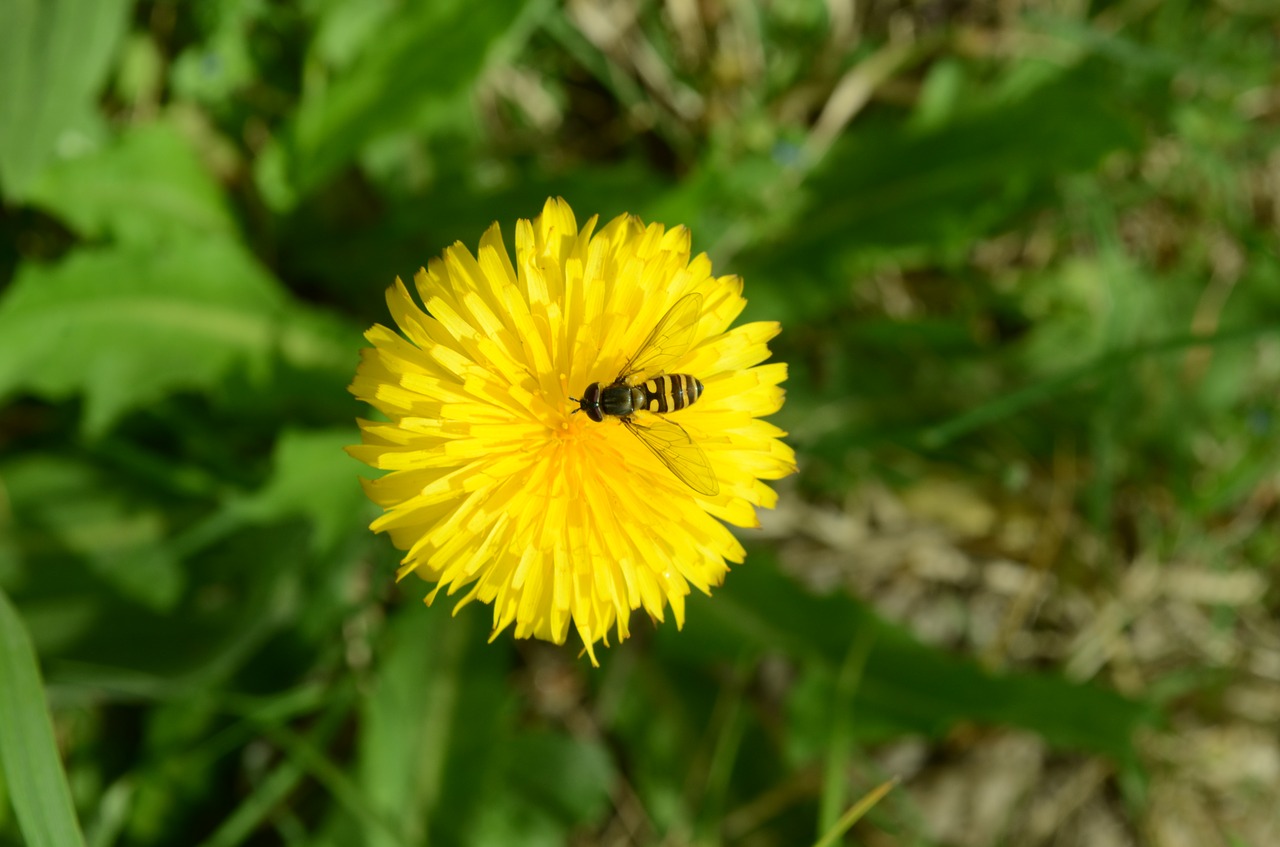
top-left (348, 198), bottom-right (796, 662)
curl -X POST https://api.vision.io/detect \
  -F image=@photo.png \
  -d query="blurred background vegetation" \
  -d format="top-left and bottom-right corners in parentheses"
top-left (1, 0), bottom-right (1278, 845)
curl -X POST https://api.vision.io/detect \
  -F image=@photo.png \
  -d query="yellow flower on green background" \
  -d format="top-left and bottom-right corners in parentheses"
top-left (348, 198), bottom-right (795, 662)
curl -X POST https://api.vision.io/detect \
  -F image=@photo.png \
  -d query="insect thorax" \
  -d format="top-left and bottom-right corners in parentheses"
top-left (598, 382), bottom-right (644, 418)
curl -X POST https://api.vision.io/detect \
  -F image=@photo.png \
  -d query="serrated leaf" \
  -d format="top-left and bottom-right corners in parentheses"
top-left (0, 588), bottom-right (87, 847)
top-left (0, 240), bottom-right (356, 435)
top-left (261, 0), bottom-right (531, 206)
top-left (0, 0), bottom-right (132, 200)
top-left (26, 121), bottom-right (237, 244)
top-left (236, 428), bottom-right (369, 552)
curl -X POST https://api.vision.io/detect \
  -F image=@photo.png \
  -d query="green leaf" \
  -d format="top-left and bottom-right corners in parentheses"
top-left (665, 555), bottom-right (1157, 766)
top-left (460, 732), bottom-right (616, 847)
top-left (260, 0), bottom-right (533, 206)
top-left (235, 428), bottom-right (370, 553)
top-left (347, 603), bottom-right (614, 847)
top-left (0, 240), bottom-right (356, 435)
top-left (167, 2), bottom-right (261, 107)
top-left (0, 588), bottom-right (87, 847)
top-left (26, 121), bottom-right (238, 245)
top-left (355, 605), bottom-right (510, 847)
top-left (278, 160), bottom-right (672, 313)
top-left (497, 732), bottom-right (614, 826)
top-left (0, 455), bottom-right (183, 612)
top-left (743, 60), bottom-right (1142, 297)
top-left (0, 0), bottom-right (132, 200)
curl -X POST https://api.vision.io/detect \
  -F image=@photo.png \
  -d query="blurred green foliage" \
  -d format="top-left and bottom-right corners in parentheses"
top-left (2, 0), bottom-right (1278, 845)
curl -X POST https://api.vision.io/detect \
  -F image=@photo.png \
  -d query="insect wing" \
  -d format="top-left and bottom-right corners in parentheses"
top-left (618, 293), bottom-right (704, 381)
top-left (623, 414), bottom-right (720, 496)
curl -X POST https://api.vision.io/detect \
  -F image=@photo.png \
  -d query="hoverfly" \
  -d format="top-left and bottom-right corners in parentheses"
top-left (571, 293), bottom-right (720, 496)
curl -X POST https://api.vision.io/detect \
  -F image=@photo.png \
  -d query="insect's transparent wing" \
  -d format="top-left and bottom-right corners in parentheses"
top-left (623, 415), bottom-right (720, 496)
top-left (618, 293), bottom-right (704, 381)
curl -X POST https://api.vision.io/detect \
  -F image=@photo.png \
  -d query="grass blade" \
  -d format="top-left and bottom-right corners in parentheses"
top-left (0, 587), bottom-right (86, 847)
top-left (811, 777), bottom-right (898, 847)
top-left (818, 624), bottom-right (876, 835)
top-left (918, 323), bottom-right (1274, 449)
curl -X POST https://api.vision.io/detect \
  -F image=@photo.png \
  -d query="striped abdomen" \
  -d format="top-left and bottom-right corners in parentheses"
top-left (639, 374), bottom-right (704, 414)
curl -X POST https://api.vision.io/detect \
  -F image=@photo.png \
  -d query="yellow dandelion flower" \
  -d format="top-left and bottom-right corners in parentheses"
top-left (348, 198), bottom-right (796, 663)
